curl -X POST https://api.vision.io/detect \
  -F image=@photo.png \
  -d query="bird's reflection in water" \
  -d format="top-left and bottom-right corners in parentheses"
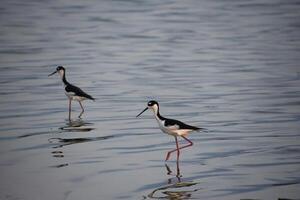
top-left (147, 161), bottom-right (199, 200)
top-left (49, 118), bottom-right (99, 148)
top-left (59, 118), bottom-right (95, 132)
top-left (49, 119), bottom-right (113, 168)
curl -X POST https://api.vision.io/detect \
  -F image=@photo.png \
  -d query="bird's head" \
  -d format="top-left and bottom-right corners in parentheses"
top-left (48, 66), bottom-right (65, 77)
top-left (136, 100), bottom-right (159, 117)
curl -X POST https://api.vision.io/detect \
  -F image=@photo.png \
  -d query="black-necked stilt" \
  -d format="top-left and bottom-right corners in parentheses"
top-left (49, 66), bottom-right (94, 119)
top-left (136, 100), bottom-right (202, 161)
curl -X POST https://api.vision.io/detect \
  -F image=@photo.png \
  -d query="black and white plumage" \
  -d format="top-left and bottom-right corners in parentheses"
top-left (136, 100), bottom-right (202, 161)
top-left (49, 66), bottom-right (94, 119)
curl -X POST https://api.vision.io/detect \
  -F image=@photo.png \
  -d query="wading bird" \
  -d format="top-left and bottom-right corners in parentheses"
top-left (136, 100), bottom-right (202, 161)
top-left (49, 66), bottom-right (94, 119)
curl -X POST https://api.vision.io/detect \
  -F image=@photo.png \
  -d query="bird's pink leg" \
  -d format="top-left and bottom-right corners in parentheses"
top-left (68, 99), bottom-right (72, 120)
top-left (175, 159), bottom-right (181, 180)
top-left (175, 136), bottom-right (180, 160)
top-left (181, 136), bottom-right (193, 148)
top-left (78, 101), bottom-right (84, 118)
top-left (165, 136), bottom-right (193, 161)
top-left (165, 136), bottom-right (177, 161)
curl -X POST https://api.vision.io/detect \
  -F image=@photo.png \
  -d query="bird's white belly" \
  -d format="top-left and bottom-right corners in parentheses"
top-left (65, 91), bottom-right (86, 101)
top-left (162, 127), bottom-right (192, 136)
top-left (161, 126), bottom-right (178, 136)
top-left (173, 129), bottom-right (193, 136)
top-left (72, 96), bottom-right (86, 101)
top-left (155, 118), bottom-right (193, 136)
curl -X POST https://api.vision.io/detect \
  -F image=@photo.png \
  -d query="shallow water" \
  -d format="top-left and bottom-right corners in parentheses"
top-left (0, 0), bottom-right (300, 199)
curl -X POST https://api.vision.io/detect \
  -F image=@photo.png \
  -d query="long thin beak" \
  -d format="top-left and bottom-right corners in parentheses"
top-left (136, 107), bottom-right (148, 118)
top-left (48, 70), bottom-right (57, 77)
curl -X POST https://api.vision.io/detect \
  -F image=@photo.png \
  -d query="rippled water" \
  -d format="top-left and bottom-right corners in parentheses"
top-left (0, 0), bottom-right (300, 199)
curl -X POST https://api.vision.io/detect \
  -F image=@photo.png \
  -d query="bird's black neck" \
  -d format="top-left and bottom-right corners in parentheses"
top-left (62, 72), bottom-right (69, 85)
top-left (156, 107), bottom-right (165, 121)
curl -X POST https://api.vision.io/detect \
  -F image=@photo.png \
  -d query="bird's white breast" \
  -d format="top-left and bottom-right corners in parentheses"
top-left (65, 91), bottom-right (75, 97)
top-left (154, 116), bottom-right (194, 136)
top-left (155, 117), bottom-right (177, 136)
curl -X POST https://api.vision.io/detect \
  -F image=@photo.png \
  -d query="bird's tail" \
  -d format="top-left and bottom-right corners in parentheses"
top-left (87, 95), bottom-right (95, 101)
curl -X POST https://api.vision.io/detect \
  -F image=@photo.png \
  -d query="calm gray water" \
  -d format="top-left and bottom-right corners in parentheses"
top-left (0, 0), bottom-right (300, 199)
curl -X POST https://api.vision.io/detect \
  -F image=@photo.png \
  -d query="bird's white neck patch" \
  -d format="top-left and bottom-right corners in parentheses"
top-left (150, 104), bottom-right (159, 116)
top-left (58, 70), bottom-right (65, 79)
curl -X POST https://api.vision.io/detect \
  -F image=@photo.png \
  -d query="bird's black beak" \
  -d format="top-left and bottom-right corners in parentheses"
top-left (136, 107), bottom-right (148, 118)
top-left (48, 70), bottom-right (57, 77)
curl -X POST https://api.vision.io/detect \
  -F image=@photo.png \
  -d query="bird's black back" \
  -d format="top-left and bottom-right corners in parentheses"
top-left (164, 118), bottom-right (200, 130)
top-left (65, 83), bottom-right (95, 100)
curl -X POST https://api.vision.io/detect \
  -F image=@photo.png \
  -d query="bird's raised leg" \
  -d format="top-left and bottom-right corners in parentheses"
top-left (165, 136), bottom-right (180, 161)
top-left (68, 99), bottom-right (72, 120)
top-left (181, 136), bottom-right (193, 149)
top-left (165, 136), bottom-right (193, 161)
top-left (78, 101), bottom-right (84, 118)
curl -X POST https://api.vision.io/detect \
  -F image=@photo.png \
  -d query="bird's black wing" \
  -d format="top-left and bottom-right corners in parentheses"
top-left (65, 84), bottom-right (95, 100)
top-left (164, 118), bottom-right (200, 131)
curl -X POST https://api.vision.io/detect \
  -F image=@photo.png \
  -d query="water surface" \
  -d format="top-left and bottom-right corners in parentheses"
top-left (0, 0), bottom-right (300, 199)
